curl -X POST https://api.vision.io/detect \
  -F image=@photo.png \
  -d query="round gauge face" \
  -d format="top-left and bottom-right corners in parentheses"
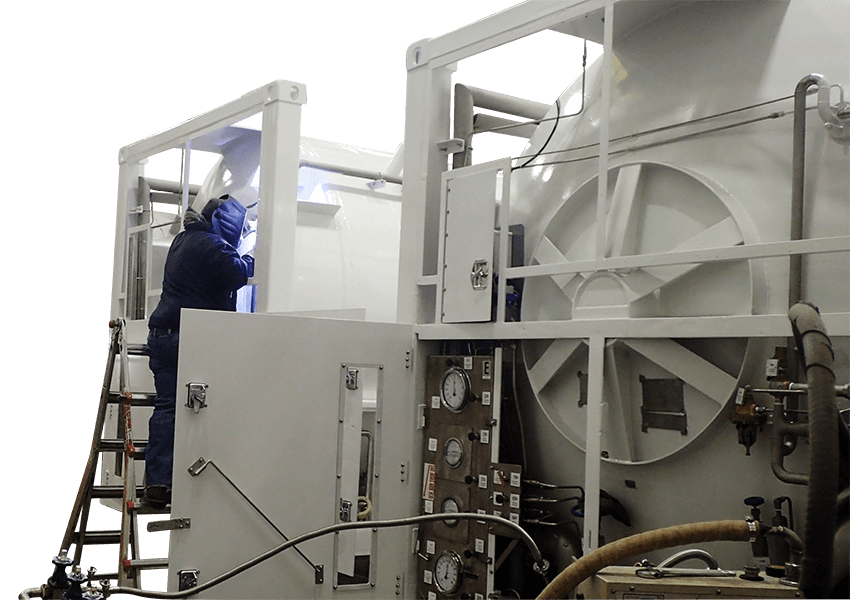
top-left (434, 550), bottom-right (463, 594)
top-left (441, 497), bottom-right (460, 527)
top-left (443, 438), bottom-right (464, 468)
top-left (441, 367), bottom-right (470, 412)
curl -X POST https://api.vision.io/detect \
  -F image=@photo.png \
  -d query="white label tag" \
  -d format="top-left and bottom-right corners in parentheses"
top-left (424, 499), bottom-right (434, 514)
top-left (431, 395), bottom-right (441, 409)
top-left (480, 430), bottom-right (490, 444)
top-left (510, 472), bottom-right (521, 487)
top-left (478, 474), bottom-right (488, 489)
top-left (475, 538), bottom-right (485, 553)
top-left (482, 360), bottom-right (491, 380)
top-left (426, 539), bottom-right (436, 555)
top-left (464, 356), bottom-right (473, 370)
top-left (482, 391), bottom-right (491, 406)
top-left (510, 493), bottom-right (520, 509)
top-left (428, 591), bottom-right (437, 600)
top-left (424, 570), bottom-right (433, 585)
top-left (428, 437), bottom-right (438, 452)
top-left (510, 513), bottom-right (520, 525)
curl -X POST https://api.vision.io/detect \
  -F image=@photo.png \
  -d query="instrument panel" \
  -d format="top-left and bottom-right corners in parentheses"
top-left (418, 354), bottom-right (522, 599)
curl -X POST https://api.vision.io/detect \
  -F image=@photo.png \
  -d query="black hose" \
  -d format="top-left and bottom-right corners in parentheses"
top-left (789, 303), bottom-right (839, 599)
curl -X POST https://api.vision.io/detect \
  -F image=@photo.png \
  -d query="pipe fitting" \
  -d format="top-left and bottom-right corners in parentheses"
top-left (815, 78), bottom-right (850, 142)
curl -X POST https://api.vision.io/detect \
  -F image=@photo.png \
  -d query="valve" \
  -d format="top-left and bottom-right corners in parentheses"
top-left (730, 387), bottom-right (767, 455)
top-left (48, 549), bottom-right (73, 591)
top-left (63, 565), bottom-right (86, 600)
top-left (767, 497), bottom-right (794, 577)
top-left (744, 497), bottom-right (769, 570)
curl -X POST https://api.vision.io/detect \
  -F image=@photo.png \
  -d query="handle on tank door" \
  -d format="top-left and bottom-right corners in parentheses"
top-left (470, 259), bottom-right (490, 290)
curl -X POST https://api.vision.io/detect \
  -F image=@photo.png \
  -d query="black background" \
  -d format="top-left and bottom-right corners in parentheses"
top-left (14, 2), bottom-right (600, 595)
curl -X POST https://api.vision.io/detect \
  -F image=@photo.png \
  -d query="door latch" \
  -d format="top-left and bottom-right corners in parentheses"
top-left (186, 382), bottom-right (208, 413)
top-left (345, 367), bottom-right (359, 391)
top-left (470, 259), bottom-right (490, 290)
top-left (340, 498), bottom-right (353, 522)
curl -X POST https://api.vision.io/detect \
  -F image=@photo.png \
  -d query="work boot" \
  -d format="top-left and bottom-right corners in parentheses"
top-left (143, 485), bottom-right (171, 510)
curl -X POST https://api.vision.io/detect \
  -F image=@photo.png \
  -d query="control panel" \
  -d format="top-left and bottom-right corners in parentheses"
top-left (417, 354), bottom-right (522, 599)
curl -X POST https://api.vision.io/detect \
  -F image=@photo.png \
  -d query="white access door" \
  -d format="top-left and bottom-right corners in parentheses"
top-left (167, 310), bottom-right (418, 599)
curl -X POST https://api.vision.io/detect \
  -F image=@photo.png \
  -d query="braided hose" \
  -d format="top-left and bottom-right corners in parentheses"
top-left (789, 302), bottom-right (839, 599)
top-left (536, 520), bottom-right (755, 599)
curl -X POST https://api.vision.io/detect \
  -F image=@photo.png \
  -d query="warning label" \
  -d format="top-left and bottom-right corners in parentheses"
top-left (422, 463), bottom-right (436, 500)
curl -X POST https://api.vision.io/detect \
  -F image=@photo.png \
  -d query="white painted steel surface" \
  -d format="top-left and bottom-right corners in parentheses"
top-left (169, 310), bottom-right (417, 598)
top-left (399, 0), bottom-right (848, 571)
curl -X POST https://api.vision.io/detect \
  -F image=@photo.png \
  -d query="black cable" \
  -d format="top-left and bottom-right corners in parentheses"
top-left (517, 99), bottom-right (562, 169)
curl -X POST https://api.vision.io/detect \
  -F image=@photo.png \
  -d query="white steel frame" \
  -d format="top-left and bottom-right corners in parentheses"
top-left (110, 80), bottom-right (307, 323)
top-left (398, 0), bottom-right (850, 553)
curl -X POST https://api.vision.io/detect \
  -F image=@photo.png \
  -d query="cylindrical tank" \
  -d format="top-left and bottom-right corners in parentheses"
top-left (513, 0), bottom-right (848, 569)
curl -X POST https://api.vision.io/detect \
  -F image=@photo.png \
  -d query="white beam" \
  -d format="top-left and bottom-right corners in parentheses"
top-left (509, 235), bottom-right (850, 280)
top-left (414, 312), bottom-right (850, 340)
top-left (119, 80), bottom-right (305, 164)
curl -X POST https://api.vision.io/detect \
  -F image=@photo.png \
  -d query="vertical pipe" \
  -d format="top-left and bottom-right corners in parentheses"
top-left (584, 334), bottom-right (605, 553)
top-left (789, 74), bottom-right (823, 307)
top-left (453, 84), bottom-right (474, 169)
top-left (595, 1), bottom-right (615, 260)
top-left (180, 141), bottom-right (192, 228)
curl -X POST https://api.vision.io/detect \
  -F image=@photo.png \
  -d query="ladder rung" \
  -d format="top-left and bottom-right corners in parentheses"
top-left (91, 485), bottom-right (145, 499)
top-left (99, 439), bottom-right (148, 454)
top-left (128, 558), bottom-right (169, 570)
top-left (107, 392), bottom-right (156, 406)
top-left (74, 529), bottom-right (121, 546)
top-left (125, 344), bottom-right (149, 356)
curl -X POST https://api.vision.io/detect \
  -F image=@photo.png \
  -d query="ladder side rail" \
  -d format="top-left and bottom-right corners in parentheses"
top-left (117, 321), bottom-right (142, 587)
top-left (61, 322), bottom-right (123, 558)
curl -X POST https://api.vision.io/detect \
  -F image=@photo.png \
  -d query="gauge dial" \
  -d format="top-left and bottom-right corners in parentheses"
top-left (441, 497), bottom-right (460, 527)
top-left (441, 367), bottom-right (471, 412)
top-left (434, 550), bottom-right (463, 594)
top-left (443, 438), bottom-right (464, 468)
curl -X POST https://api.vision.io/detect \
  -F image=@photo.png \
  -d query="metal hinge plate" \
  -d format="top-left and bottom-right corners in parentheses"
top-left (147, 518), bottom-right (191, 532)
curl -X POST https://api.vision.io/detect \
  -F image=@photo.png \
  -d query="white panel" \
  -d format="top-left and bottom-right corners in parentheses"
top-left (441, 165), bottom-right (498, 323)
top-left (169, 310), bottom-right (415, 599)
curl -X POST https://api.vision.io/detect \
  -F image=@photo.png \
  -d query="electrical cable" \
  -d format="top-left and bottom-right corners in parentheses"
top-left (517, 98), bottom-right (562, 170)
top-left (511, 94), bottom-right (797, 170)
top-left (109, 513), bottom-right (546, 599)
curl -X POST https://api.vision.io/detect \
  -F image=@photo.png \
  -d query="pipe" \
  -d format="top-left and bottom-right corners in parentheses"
top-left (656, 548), bottom-right (719, 570)
top-left (453, 84), bottom-right (553, 168)
top-left (18, 588), bottom-right (43, 600)
top-left (474, 114), bottom-right (538, 139)
top-left (789, 302), bottom-right (839, 599)
top-left (789, 75), bottom-right (823, 308)
top-left (144, 177), bottom-right (201, 196)
top-left (536, 520), bottom-right (755, 599)
top-left (110, 512), bottom-right (545, 599)
top-left (299, 159), bottom-right (402, 186)
top-left (771, 399), bottom-right (810, 485)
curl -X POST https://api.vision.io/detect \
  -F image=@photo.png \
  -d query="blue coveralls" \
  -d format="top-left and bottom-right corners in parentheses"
top-left (146, 197), bottom-right (253, 489)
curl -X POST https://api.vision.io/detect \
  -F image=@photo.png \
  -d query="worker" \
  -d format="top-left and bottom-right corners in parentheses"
top-left (144, 195), bottom-right (254, 509)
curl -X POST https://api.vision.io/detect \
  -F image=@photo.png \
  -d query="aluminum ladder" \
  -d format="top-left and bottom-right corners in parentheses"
top-left (58, 318), bottom-right (168, 589)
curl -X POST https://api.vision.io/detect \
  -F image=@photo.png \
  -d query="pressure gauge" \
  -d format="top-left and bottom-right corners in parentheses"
top-left (434, 550), bottom-right (463, 595)
top-left (440, 497), bottom-right (460, 527)
top-left (443, 437), bottom-right (464, 468)
top-left (441, 367), bottom-right (471, 412)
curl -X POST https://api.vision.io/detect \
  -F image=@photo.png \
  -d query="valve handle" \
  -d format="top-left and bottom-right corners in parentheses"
top-left (744, 496), bottom-right (765, 507)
